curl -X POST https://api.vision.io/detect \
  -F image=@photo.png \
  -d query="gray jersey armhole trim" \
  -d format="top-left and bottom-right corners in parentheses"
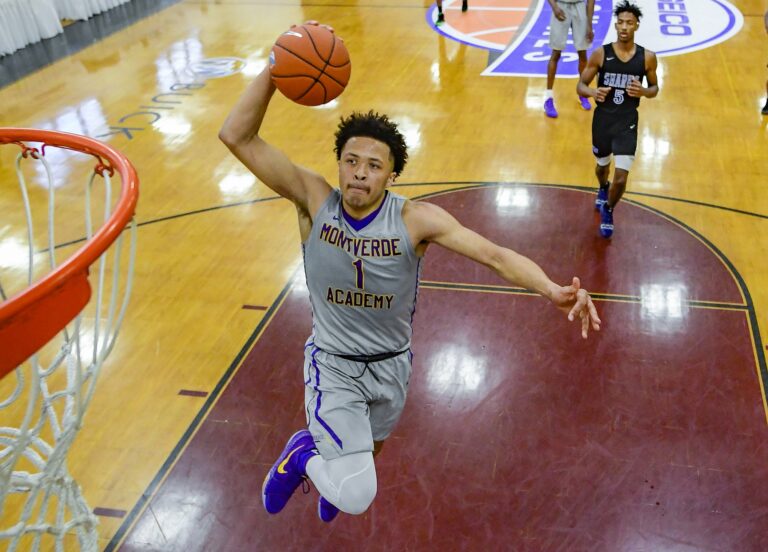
top-left (394, 194), bottom-right (418, 259)
top-left (302, 188), bottom-right (340, 246)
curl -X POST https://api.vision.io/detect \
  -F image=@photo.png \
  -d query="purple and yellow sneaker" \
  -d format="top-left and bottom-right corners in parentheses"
top-left (544, 98), bottom-right (558, 118)
top-left (262, 430), bottom-right (317, 514)
top-left (579, 95), bottom-right (591, 111)
top-left (318, 496), bottom-right (340, 523)
top-left (599, 202), bottom-right (614, 239)
top-left (595, 183), bottom-right (609, 211)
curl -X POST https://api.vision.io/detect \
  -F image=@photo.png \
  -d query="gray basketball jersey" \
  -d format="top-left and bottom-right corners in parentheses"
top-left (302, 188), bottom-right (421, 355)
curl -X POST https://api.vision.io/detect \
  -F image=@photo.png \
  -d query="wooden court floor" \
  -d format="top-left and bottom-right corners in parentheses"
top-left (1, 0), bottom-right (767, 550)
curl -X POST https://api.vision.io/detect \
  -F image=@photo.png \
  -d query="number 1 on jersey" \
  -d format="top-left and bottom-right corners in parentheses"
top-left (352, 258), bottom-right (364, 289)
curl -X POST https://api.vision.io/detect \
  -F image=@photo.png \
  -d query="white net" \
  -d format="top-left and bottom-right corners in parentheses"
top-left (0, 138), bottom-right (137, 551)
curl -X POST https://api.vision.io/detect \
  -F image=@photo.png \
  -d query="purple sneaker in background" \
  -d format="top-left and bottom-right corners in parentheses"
top-left (544, 98), bottom-right (558, 118)
top-left (599, 203), bottom-right (614, 239)
top-left (595, 184), bottom-right (609, 211)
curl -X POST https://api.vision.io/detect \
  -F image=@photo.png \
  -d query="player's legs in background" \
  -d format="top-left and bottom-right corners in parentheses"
top-left (436, 0), bottom-right (445, 25)
top-left (546, 7), bottom-right (570, 118)
top-left (545, 50), bottom-right (562, 118)
top-left (577, 50), bottom-right (588, 79)
top-left (594, 158), bottom-right (611, 211)
top-left (546, 49), bottom-right (562, 93)
top-left (599, 165), bottom-right (629, 239)
top-left (608, 167), bottom-right (629, 208)
top-left (598, 119), bottom-right (637, 237)
top-left (436, 0), bottom-right (468, 26)
top-left (577, 51), bottom-right (591, 110)
top-left (595, 162), bottom-right (610, 186)
top-left (571, 1), bottom-right (592, 111)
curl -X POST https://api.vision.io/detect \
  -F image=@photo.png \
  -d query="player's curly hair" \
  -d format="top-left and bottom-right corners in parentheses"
top-left (614, 0), bottom-right (643, 20)
top-left (334, 111), bottom-right (409, 176)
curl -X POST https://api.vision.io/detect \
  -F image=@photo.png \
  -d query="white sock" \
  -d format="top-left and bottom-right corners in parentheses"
top-left (545, 89), bottom-right (553, 100)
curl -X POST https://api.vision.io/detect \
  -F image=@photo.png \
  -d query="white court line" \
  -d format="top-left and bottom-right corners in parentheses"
top-left (445, 6), bottom-right (528, 10)
top-left (467, 26), bottom-right (519, 38)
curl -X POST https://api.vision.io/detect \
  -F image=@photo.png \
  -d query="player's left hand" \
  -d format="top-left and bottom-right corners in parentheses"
top-left (586, 25), bottom-right (594, 43)
top-left (626, 77), bottom-right (644, 97)
top-left (594, 86), bottom-right (611, 102)
top-left (551, 277), bottom-right (601, 339)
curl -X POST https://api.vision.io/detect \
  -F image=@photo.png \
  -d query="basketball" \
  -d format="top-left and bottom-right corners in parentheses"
top-left (269, 24), bottom-right (351, 106)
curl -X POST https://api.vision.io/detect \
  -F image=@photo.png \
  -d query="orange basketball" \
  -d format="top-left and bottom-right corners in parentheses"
top-left (269, 24), bottom-right (351, 107)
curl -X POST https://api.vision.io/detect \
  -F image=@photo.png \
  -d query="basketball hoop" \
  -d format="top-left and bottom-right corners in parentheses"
top-left (0, 128), bottom-right (138, 550)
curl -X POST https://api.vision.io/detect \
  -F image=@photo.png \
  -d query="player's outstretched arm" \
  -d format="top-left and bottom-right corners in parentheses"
top-left (405, 201), bottom-right (601, 338)
top-left (218, 55), bottom-right (330, 213)
top-left (577, 47), bottom-right (610, 102)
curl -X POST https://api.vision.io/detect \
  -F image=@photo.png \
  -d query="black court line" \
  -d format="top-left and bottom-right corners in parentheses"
top-left (103, 267), bottom-right (300, 552)
top-left (408, 185), bottom-right (767, 409)
top-left (104, 184), bottom-right (768, 549)
top-left (178, 390), bottom-right (208, 397)
top-left (419, 281), bottom-right (750, 310)
top-left (93, 507), bottom-right (127, 518)
top-left (391, 181), bottom-right (768, 220)
top-left (622, 198), bottom-right (767, 396)
top-left (44, 196), bottom-right (283, 252)
top-left (41, 181), bottom-right (768, 253)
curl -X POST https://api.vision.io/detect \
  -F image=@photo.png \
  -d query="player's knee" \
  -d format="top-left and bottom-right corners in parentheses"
top-left (337, 477), bottom-right (377, 515)
top-left (613, 173), bottom-right (629, 188)
top-left (335, 455), bottom-right (377, 515)
top-left (595, 159), bottom-right (610, 172)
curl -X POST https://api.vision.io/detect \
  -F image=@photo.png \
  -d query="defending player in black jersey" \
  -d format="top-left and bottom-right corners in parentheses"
top-left (576, 1), bottom-right (658, 238)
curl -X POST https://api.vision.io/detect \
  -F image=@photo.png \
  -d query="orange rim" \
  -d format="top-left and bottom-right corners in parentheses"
top-left (0, 128), bottom-right (139, 379)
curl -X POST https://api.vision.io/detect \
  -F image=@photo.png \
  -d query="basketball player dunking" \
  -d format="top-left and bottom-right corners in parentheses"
top-left (577, 1), bottom-right (659, 238)
top-left (219, 21), bottom-right (601, 523)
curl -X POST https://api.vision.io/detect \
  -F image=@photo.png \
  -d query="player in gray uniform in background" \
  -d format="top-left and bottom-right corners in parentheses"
top-left (220, 21), bottom-right (601, 524)
top-left (544, 0), bottom-right (595, 118)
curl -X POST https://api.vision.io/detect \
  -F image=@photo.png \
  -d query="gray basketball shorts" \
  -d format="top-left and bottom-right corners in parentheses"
top-left (549, 1), bottom-right (590, 51)
top-left (303, 344), bottom-right (412, 460)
